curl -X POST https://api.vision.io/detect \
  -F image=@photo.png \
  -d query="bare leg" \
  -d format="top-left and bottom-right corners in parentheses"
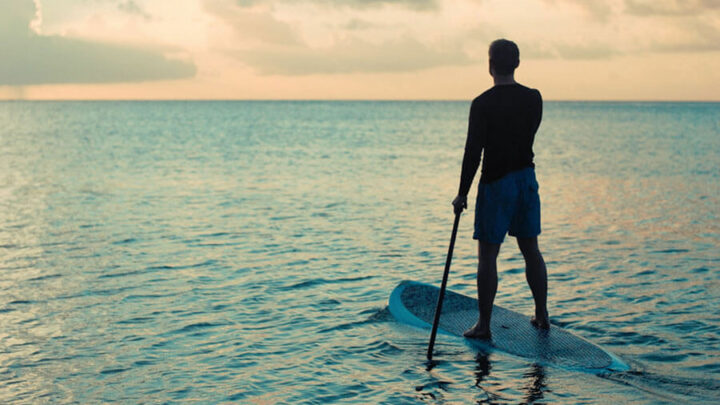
top-left (517, 237), bottom-right (549, 329)
top-left (463, 241), bottom-right (500, 339)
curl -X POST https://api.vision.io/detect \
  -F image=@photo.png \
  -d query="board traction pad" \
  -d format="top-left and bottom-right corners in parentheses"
top-left (392, 280), bottom-right (625, 371)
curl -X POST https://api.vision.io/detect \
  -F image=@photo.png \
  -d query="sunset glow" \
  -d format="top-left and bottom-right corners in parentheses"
top-left (1, 0), bottom-right (719, 100)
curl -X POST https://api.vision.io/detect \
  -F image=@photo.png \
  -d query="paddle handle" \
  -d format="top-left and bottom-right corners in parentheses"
top-left (427, 212), bottom-right (461, 360)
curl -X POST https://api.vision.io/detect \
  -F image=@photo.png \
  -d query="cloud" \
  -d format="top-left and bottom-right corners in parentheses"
top-left (117, 0), bottom-right (152, 20)
top-left (544, 0), bottom-right (720, 19)
top-left (236, 37), bottom-right (472, 74)
top-left (204, 0), bottom-right (301, 45)
top-left (535, 0), bottom-right (720, 58)
top-left (624, 0), bottom-right (720, 16)
top-left (343, 18), bottom-right (381, 30)
top-left (230, 0), bottom-right (438, 10)
top-left (523, 42), bottom-right (620, 59)
top-left (647, 20), bottom-right (720, 52)
top-left (204, 0), bottom-right (463, 74)
top-left (3, 0), bottom-right (37, 35)
top-left (0, 0), bottom-right (195, 85)
top-left (541, 0), bottom-right (615, 21)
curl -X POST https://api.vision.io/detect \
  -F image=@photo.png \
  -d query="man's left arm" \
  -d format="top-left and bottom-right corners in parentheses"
top-left (453, 100), bottom-right (484, 214)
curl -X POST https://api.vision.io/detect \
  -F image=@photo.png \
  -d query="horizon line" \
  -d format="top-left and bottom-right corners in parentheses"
top-left (1, 98), bottom-right (719, 103)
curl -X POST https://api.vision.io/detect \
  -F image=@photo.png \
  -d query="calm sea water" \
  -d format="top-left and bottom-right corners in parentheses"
top-left (0, 100), bottom-right (718, 404)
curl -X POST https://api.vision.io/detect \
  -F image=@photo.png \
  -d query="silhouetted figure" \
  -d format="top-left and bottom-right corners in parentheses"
top-left (452, 39), bottom-right (548, 340)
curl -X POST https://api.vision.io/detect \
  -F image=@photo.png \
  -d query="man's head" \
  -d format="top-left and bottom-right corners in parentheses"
top-left (489, 39), bottom-right (520, 76)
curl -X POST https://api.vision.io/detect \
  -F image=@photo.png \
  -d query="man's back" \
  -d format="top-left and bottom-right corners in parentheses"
top-left (471, 84), bottom-right (542, 184)
top-left (458, 83), bottom-right (542, 197)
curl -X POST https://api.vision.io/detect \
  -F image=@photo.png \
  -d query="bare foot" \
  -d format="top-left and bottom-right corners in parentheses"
top-left (463, 322), bottom-right (492, 340)
top-left (530, 315), bottom-right (550, 330)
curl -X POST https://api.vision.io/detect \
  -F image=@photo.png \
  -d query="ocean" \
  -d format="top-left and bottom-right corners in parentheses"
top-left (0, 100), bottom-right (718, 403)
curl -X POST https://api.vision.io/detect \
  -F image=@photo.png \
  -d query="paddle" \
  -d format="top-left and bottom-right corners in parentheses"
top-left (426, 211), bottom-right (461, 360)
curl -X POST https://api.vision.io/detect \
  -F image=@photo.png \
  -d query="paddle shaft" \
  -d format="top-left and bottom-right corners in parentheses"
top-left (427, 212), bottom-right (461, 360)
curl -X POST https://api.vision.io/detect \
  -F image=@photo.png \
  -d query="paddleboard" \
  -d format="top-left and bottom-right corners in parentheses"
top-left (389, 280), bottom-right (629, 374)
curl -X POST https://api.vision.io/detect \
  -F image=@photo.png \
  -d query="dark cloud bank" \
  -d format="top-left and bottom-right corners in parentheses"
top-left (0, 0), bottom-right (195, 86)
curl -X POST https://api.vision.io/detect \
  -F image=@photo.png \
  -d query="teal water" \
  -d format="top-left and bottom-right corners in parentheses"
top-left (0, 101), bottom-right (718, 403)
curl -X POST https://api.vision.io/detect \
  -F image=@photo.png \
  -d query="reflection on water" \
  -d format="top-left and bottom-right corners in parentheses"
top-left (0, 101), bottom-right (718, 403)
top-left (522, 363), bottom-right (547, 404)
top-left (468, 352), bottom-right (547, 404)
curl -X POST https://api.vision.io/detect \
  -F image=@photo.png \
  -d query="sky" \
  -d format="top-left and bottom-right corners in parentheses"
top-left (0, 0), bottom-right (719, 100)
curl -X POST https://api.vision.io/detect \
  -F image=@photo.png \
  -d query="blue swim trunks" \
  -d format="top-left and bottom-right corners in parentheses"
top-left (474, 167), bottom-right (541, 244)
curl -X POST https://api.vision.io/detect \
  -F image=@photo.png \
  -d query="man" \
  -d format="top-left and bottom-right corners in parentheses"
top-left (452, 39), bottom-right (548, 340)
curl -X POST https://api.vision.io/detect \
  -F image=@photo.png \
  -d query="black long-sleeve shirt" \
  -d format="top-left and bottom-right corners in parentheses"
top-left (458, 83), bottom-right (543, 196)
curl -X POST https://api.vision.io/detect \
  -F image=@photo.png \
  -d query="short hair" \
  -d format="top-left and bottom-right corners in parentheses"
top-left (489, 39), bottom-right (520, 75)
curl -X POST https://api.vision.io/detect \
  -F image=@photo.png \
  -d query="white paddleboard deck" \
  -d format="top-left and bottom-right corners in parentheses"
top-left (389, 280), bottom-right (629, 374)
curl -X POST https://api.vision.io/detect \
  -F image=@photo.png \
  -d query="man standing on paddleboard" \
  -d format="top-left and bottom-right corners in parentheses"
top-left (452, 39), bottom-right (548, 340)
